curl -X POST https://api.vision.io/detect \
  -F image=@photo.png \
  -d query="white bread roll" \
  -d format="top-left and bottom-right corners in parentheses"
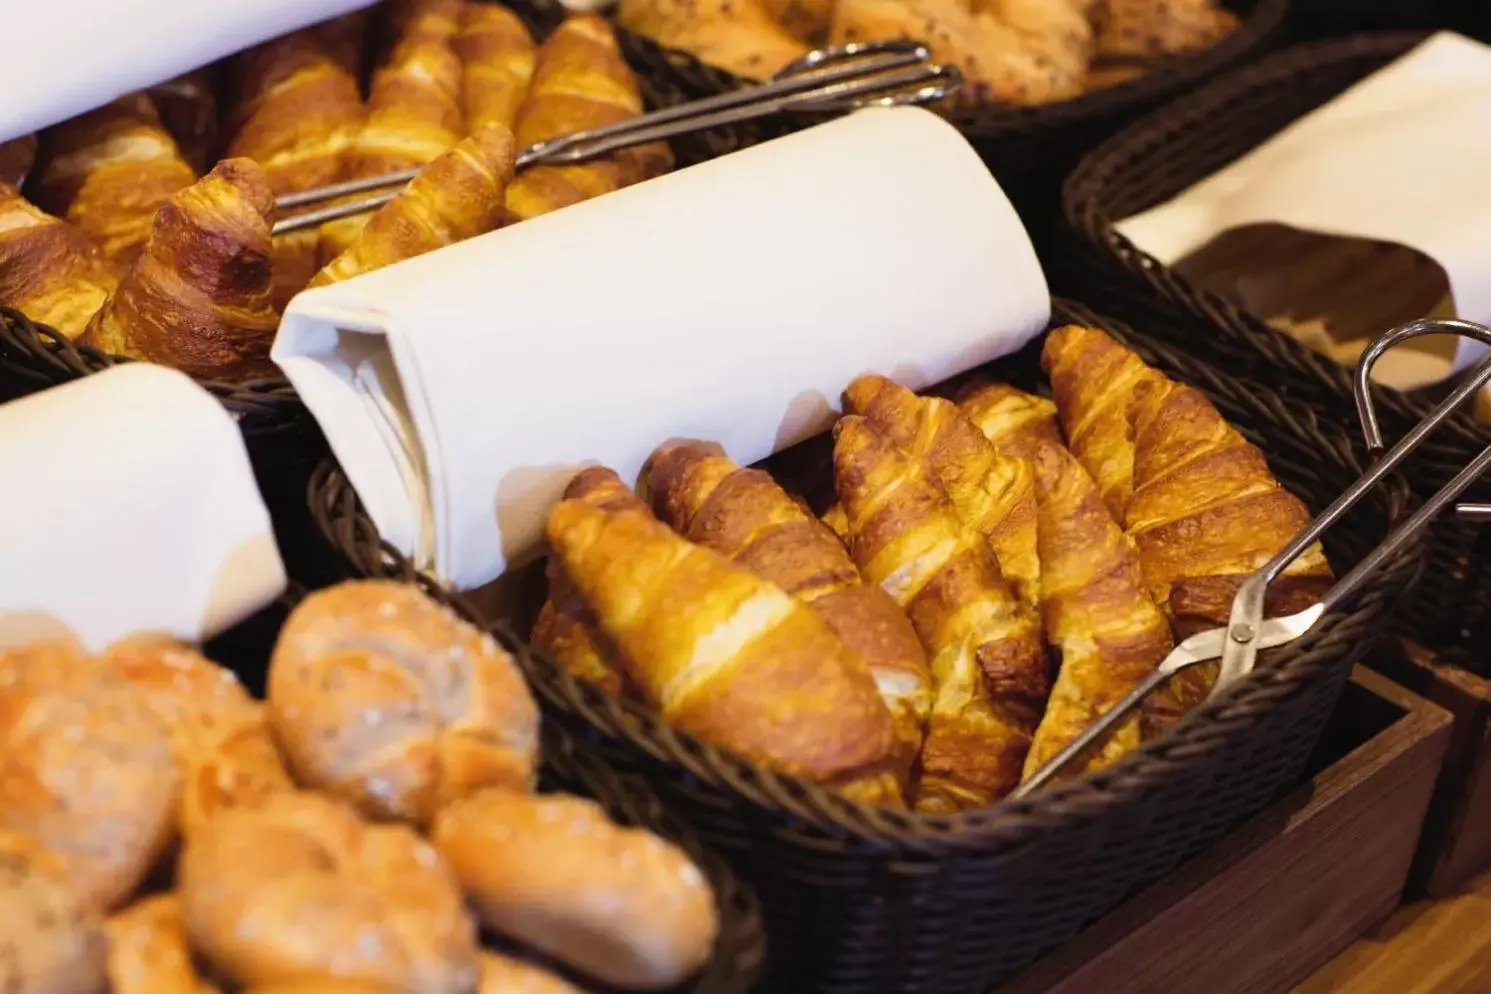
top-left (105, 894), bottom-right (218, 994)
top-left (0, 640), bottom-right (177, 910)
top-left (0, 827), bottom-right (108, 994)
top-left (102, 637), bottom-right (294, 838)
top-left (433, 789), bottom-right (718, 990)
top-left (267, 581), bottom-right (540, 825)
top-left (179, 791), bottom-right (478, 994)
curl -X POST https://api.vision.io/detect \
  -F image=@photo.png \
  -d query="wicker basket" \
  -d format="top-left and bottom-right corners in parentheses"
top-left (203, 586), bottom-right (767, 994)
top-left (1060, 31), bottom-right (1491, 670)
top-left (307, 299), bottom-right (1421, 994)
top-left (601, 0), bottom-right (1289, 230)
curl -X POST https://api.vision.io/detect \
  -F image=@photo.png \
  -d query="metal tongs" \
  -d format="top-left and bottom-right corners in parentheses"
top-left (1015, 317), bottom-right (1491, 798)
top-left (271, 41), bottom-right (961, 235)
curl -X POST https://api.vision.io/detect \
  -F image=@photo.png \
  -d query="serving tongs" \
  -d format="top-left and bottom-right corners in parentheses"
top-left (1016, 317), bottom-right (1491, 798)
top-left (271, 41), bottom-right (961, 235)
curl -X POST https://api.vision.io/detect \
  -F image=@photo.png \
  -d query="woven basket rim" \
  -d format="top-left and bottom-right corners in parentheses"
top-left (1059, 30), bottom-right (1491, 455)
top-left (0, 306), bottom-right (305, 428)
top-left (611, 0), bottom-right (1289, 138)
top-left (308, 298), bottom-right (1422, 855)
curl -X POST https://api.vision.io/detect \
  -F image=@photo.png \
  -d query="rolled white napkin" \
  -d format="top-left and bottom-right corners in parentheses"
top-left (0, 365), bottom-right (288, 652)
top-left (2, 0), bottom-right (375, 144)
top-left (275, 106), bottom-right (1050, 590)
top-left (1116, 32), bottom-right (1491, 379)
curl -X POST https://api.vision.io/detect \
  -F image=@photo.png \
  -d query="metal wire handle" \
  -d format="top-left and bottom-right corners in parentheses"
top-left (272, 41), bottom-right (961, 234)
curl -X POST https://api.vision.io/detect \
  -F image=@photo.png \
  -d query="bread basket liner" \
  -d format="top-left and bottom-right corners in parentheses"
top-left (1060, 30), bottom-right (1491, 667)
top-left (307, 298), bottom-right (1423, 994)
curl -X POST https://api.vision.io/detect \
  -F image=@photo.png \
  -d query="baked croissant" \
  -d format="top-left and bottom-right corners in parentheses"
top-left (646, 441), bottom-right (932, 806)
top-left (531, 467), bottom-right (642, 696)
top-left (227, 29), bottom-right (367, 310)
top-left (149, 69), bottom-right (220, 175)
top-left (1093, 0), bottom-right (1238, 59)
top-left (456, 2), bottom-right (537, 135)
top-left (618, 0), bottom-right (809, 81)
top-left (322, 0), bottom-right (467, 263)
top-left (834, 415), bottom-right (1047, 809)
top-left (309, 123), bottom-right (517, 288)
top-left (0, 185), bottom-right (120, 339)
top-left (545, 489), bottom-right (895, 782)
top-left (761, 0), bottom-right (835, 44)
top-left (959, 380), bottom-right (1172, 780)
top-left (318, 8), bottom-right (375, 79)
top-left (83, 159), bottom-right (280, 382)
top-left (505, 15), bottom-right (675, 223)
top-left (0, 134), bottom-right (38, 187)
top-left (844, 374), bottom-right (1042, 613)
top-left (33, 94), bottom-right (197, 266)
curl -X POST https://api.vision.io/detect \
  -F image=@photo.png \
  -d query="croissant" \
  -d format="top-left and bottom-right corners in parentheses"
top-left (0, 134), bottom-right (38, 187)
top-left (309, 123), bottom-right (517, 288)
top-left (0, 185), bottom-right (120, 339)
top-left (546, 490), bottom-right (895, 782)
top-left (33, 95), bottom-right (197, 266)
top-left (834, 415), bottom-right (1046, 809)
top-left (646, 441), bottom-right (932, 806)
top-left (1093, 0), bottom-right (1238, 59)
top-left (83, 159), bottom-right (280, 382)
top-left (761, 0), bottom-right (835, 43)
top-left (318, 8), bottom-right (376, 79)
top-left (227, 29), bottom-right (367, 310)
top-left (321, 1), bottom-right (467, 263)
top-left (844, 374), bottom-right (1042, 613)
top-left (617, 0), bottom-right (809, 81)
top-left (959, 380), bottom-right (1172, 780)
top-left (531, 467), bottom-right (645, 696)
top-left (456, 2), bottom-right (537, 135)
top-left (505, 16), bottom-right (675, 223)
top-left (149, 69), bottom-right (220, 174)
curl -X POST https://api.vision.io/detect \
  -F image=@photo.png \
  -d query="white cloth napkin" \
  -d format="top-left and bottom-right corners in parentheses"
top-left (275, 106), bottom-right (1050, 589)
top-left (0, 364), bottom-right (288, 652)
top-left (2, 0), bottom-right (376, 144)
top-left (1116, 32), bottom-right (1491, 378)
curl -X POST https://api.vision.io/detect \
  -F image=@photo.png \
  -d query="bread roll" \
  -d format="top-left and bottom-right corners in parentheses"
top-left (0, 641), bottom-right (177, 911)
top-left (434, 789), bottom-right (717, 990)
top-left (0, 828), bottom-right (108, 994)
top-left (180, 791), bottom-right (478, 994)
top-left (105, 894), bottom-right (218, 994)
top-left (268, 581), bottom-right (540, 825)
top-left (102, 637), bottom-right (293, 838)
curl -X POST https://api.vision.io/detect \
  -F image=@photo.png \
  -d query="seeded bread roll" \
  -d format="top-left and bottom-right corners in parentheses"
top-left (105, 894), bottom-right (218, 994)
top-left (0, 641), bottom-right (177, 911)
top-left (0, 828), bottom-right (108, 994)
top-left (267, 581), bottom-right (540, 825)
top-left (180, 791), bottom-right (479, 994)
top-left (433, 789), bottom-right (717, 990)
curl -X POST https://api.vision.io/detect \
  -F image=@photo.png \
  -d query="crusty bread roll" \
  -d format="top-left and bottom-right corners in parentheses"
top-left (102, 637), bottom-right (294, 838)
top-left (479, 951), bottom-right (590, 994)
top-left (0, 641), bottom-right (177, 911)
top-left (267, 581), bottom-right (540, 825)
top-left (0, 828), bottom-right (108, 994)
top-left (433, 789), bottom-right (718, 990)
top-left (180, 791), bottom-right (479, 994)
top-left (105, 894), bottom-right (218, 994)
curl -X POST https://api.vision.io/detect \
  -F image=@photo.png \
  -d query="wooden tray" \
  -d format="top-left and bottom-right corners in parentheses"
top-left (1367, 640), bottom-right (1491, 897)
top-left (1000, 666), bottom-right (1452, 994)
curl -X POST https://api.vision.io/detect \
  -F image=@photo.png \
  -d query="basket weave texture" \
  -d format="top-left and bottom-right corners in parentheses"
top-left (309, 299), bottom-right (1421, 994)
top-left (1061, 31), bottom-right (1491, 669)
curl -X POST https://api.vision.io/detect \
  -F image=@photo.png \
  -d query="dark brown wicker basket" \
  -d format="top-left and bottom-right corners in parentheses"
top-left (598, 0), bottom-right (1289, 230)
top-left (1059, 31), bottom-right (1491, 670)
top-left (203, 586), bottom-right (766, 994)
top-left (307, 299), bottom-right (1421, 994)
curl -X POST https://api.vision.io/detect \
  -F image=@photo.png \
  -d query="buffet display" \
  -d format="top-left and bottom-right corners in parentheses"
top-left (0, 0), bottom-right (673, 383)
top-left (0, 580), bottom-right (730, 994)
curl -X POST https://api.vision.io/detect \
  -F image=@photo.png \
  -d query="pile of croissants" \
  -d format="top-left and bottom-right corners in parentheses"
top-left (0, 0), bottom-right (672, 383)
top-left (618, 0), bottom-right (1240, 105)
top-left (0, 580), bottom-right (719, 994)
top-left (535, 325), bottom-right (1332, 812)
